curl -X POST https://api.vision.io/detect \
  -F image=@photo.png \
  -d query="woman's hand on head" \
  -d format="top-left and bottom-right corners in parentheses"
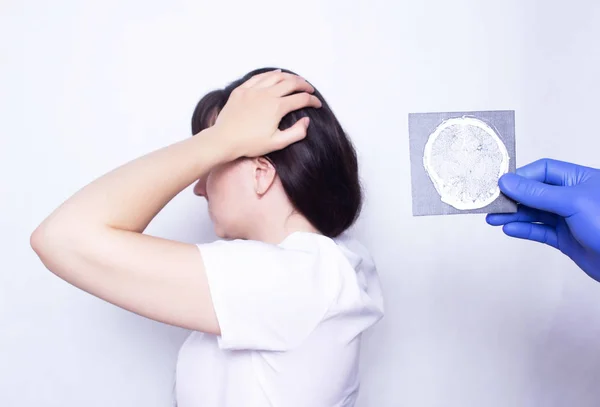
top-left (210, 69), bottom-right (322, 160)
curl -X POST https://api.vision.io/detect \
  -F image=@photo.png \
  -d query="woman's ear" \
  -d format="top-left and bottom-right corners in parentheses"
top-left (253, 157), bottom-right (277, 196)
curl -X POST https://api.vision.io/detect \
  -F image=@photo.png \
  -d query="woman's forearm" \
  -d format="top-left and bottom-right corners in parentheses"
top-left (32, 127), bottom-right (225, 239)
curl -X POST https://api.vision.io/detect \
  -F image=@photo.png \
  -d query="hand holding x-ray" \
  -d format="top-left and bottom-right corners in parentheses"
top-left (486, 158), bottom-right (600, 282)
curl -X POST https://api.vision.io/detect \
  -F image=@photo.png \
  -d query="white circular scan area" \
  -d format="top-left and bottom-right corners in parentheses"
top-left (423, 116), bottom-right (510, 210)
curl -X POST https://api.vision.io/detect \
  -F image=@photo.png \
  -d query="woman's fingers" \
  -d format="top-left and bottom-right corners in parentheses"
top-left (239, 70), bottom-right (320, 112)
top-left (271, 117), bottom-right (311, 150)
top-left (217, 69), bottom-right (322, 158)
top-left (270, 76), bottom-right (315, 96)
top-left (240, 69), bottom-right (282, 88)
top-left (252, 71), bottom-right (292, 89)
top-left (252, 71), bottom-right (315, 95)
top-left (278, 92), bottom-right (322, 115)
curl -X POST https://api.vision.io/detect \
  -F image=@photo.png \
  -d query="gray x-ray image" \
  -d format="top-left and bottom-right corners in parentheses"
top-left (409, 110), bottom-right (517, 216)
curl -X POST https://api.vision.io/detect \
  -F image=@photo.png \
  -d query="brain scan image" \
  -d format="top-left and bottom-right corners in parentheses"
top-left (422, 117), bottom-right (510, 210)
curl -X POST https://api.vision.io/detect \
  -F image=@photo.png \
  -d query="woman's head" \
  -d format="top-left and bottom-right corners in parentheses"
top-left (191, 67), bottom-right (362, 240)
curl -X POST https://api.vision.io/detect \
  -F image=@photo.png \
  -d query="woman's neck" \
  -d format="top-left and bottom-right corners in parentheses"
top-left (248, 210), bottom-right (319, 245)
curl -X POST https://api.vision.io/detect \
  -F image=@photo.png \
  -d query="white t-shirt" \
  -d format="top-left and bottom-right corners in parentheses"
top-left (175, 231), bottom-right (384, 407)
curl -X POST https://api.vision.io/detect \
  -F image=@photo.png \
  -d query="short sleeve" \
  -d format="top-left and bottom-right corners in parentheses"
top-left (197, 238), bottom-right (340, 351)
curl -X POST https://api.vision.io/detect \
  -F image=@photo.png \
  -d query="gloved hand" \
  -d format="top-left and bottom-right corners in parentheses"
top-left (486, 158), bottom-right (600, 282)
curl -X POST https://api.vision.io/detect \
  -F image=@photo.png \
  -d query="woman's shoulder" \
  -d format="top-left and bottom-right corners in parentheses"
top-left (200, 231), bottom-right (378, 275)
top-left (280, 231), bottom-right (377, 272)
top-left (279, 231), bottom-right (385, 333)
top-left (280, 232), bottom-right (383, 302)
top-left (196, 232), bottom-right (384, 349)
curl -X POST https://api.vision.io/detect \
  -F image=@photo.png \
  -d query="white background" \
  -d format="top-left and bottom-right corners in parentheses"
top-left (3, 1), bottom-right (600, 406)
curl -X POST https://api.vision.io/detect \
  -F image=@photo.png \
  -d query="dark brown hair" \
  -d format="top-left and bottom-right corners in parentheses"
top-left (191, 67), bottom-right (362, 238)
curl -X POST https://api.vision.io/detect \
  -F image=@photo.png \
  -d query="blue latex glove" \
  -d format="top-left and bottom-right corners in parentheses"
top-left (486, 158), bottom-right (600, 282)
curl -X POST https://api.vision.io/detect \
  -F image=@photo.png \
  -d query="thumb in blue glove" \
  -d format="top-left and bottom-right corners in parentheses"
top-left (486, 158), bottom-right (600, 282)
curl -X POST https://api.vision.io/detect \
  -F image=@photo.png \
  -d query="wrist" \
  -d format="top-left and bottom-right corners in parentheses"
top-left (195, 126), bottom-right (238, 164)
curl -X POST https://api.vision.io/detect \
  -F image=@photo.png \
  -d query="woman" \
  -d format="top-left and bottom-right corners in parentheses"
top-left (31, 68), bottom-right (384, 406)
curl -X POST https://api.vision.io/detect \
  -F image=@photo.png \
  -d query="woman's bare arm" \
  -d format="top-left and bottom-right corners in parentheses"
top-left (30, 130), bottom-right (227, 332)
top-left (30, 70), bottom-right (321, 333)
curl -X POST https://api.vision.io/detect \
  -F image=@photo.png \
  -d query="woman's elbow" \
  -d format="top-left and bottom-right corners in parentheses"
top-left (30, 222), bottom-right (62, 264)
top-left (30, 223), bottom-right (50, 256)
top-left (30, 221), bottom-right (75, 262)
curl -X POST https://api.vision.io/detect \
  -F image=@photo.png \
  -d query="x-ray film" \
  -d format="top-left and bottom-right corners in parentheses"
top-left (409, 110), bottom-right (517, 216)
